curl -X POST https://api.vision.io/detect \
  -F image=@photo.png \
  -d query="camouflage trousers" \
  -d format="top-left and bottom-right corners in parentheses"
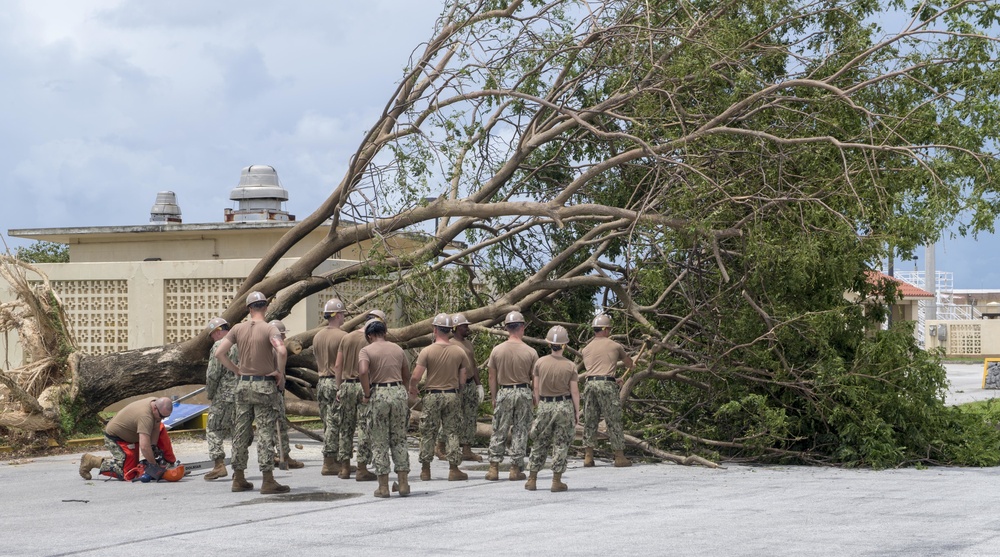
top-left (419, 392), bottom-right (462, 466)
top-left (100, 436), bottom-right (129, 479)
top-left (368, 384), bottom-right (411, 475)
top-left (437, 381), bottom-right (479, 445)
top-left (317, 378), bottom-right (342, 458)
top-left (488, 386), bottom-right (533, 469)
top-left (582, 379), bottom-right (624, 451)
top-left (232, 379), bottom-right (281, 472)
top-left (206, 399), bottom-right (235, 460)
top-left (528, 400), bottom-right (575, 473)
top-left (337, 382), bottom-right (372, 463)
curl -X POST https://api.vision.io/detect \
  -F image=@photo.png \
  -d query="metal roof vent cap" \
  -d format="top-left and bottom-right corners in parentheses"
top-left (226, 165), bottom-right (293, 222)
top-left (150, 191), bottom-right (182, 224)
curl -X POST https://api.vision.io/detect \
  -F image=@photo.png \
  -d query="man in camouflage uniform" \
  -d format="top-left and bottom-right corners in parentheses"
top-left (484, 311), bottom-right (538, 481)
top-left (449, 313), bottom-right (484, 461)
top-left (526, 326), bottom-right (579, 492)
top-left (410, 313), bottom-right (469, 481)
top-left (314, 298), bottom-right (347, 475)
top-left (335, 308), bottom-right (386, 481)
top-left (215, 291), bottom-right (290, 494)
top-left (357, 318), bottom-right (411, 498)
top-left (204, 317), bottom-right (237, 481)
top-left (269, 320), bottom-right (303, 469)
top-left (581, 314), bottom-right (634, 468)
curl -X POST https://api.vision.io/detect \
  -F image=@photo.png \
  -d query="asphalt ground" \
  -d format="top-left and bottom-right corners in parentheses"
top-left (2, 363), bottom-right (1000, 557)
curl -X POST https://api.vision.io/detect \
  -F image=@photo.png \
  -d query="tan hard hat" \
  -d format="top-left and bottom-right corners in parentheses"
top-left (546, 325), bottom-right (570, 345)
top-left (592, 314), bottom-right (612, 328)
top-left (268, 320), bottom-right (286, 334)
top-left (323, 299), bottom-right (346, 314)
top-left (246, 291), bottom-right (267, 306)
top-left (504, 311), bottom-right (525, 325)
top-left (205, 316), bottom-right (228, 332)
top-left (432, 313), bottom-right (453, 328)
top-left (452, 313), bottom-right (470, 326)
top-left (367, 309), bottom-right (387, 321)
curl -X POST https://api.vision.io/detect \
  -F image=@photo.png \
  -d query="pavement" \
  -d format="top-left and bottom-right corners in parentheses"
top-left (2, 364), bottom-right (1000, 557)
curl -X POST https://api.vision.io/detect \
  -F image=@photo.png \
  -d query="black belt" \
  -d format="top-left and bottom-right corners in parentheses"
top-left (541, 395), bottom-right (571, 402)
top-left (426, 389), bottom-right (458, 394)
top-left (342, 378), bottom-right (360, 384)
top-left (375, 382), bottom-right (402, 387)
top-left (499, 383), bottom-right (530, 389)
top-left (104, 433), bottom-right (124, 443)
top-left (588, 376), bottom-right (617, 382)
top-left (318, 376), bottom-right (336, 380)
top-left (239, 375), bottom-right (275, 381)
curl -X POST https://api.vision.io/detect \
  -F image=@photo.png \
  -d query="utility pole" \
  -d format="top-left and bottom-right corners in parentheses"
top-left (925, 243), bottom-right (937, 321)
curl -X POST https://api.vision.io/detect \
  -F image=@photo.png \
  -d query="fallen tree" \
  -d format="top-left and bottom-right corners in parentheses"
top-left (3, 0), bottom-right (1000, 467)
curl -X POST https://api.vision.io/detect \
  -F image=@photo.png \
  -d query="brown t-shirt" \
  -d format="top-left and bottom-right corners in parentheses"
top-left (534, 354), bottom-right (578, 397)
top-left (359, 341), bottom-right (408, 384)
top-left (338, 329), bottom-right (368, 380)
top-left (415, 342), bottom-right (467, 390)
top-left (581, 336), bottom-right (628, 377)
top-left (450, 337), bottom-right (477, 382)
top-left (488, 340), bottom-right (538, 385)
top-left (314, 327), bottom-right (347, 377)
top-left (105, 398), bottom-right (160, 445)
top-left (224, 320), bottom-right (281, 376)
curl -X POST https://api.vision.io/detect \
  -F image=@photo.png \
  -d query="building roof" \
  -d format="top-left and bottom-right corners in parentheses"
top-left (867, 271), bottom-right (934, 299)
top-left (8, 221), bottom-right (312, 244)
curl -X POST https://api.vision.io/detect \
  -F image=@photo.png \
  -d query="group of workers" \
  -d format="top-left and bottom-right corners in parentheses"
top-left (78, 291), bottom-right (635, 498)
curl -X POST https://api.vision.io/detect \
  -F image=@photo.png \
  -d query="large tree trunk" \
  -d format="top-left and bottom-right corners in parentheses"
top-left (70, 344), bottom-right (210, 417)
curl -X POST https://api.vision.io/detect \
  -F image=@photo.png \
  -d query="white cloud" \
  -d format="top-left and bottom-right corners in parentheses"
top-left (0, 0), bottom-right (441, 247)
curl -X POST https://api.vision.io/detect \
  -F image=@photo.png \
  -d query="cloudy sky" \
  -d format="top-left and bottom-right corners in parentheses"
top-left (1, 1), bottom-right (997, 289)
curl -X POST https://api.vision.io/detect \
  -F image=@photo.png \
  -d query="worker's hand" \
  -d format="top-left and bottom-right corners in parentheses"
top-left (616, 377), bottom-right (624, 386)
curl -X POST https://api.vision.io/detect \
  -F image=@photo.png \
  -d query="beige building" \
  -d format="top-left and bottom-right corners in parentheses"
top-left (2, 165), bottom-right (404, 367)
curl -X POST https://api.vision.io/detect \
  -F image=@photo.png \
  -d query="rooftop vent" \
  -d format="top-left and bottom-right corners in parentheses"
top-left (150, 191), bottom-right (182, 224)
top-left (224, 165), bottom-right (295, 222)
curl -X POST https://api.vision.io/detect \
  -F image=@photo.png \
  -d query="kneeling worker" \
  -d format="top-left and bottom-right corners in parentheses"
top-left (79, 397), bottom-right (178, 481)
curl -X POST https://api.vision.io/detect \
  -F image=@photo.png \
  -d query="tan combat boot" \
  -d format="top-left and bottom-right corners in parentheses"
top-left (78, 453), bottom-right (104, 480)
top-left (355, 462), bottom-right (377, 482)
top-left (584, 447), bottom-right (595, 467)
top-left (374, 474), bottom-right (390, 498)
top-left (485, 462), bottom-right (499, 481)
top-left (260, 470), bottom-right (290, 494)
top-left (448, 463), bottom-right (468, 481)
top-left (435, 440), bottom-right (448, 461)
top-left (231, 469), bottom-right (253, 492)
top-left (525, 470), bottom-right (538, 491)
top-left (396, 471), bottom-right (410, 497)
top-left (461, 444), bottom-right (483, 462)
top-left (509, 464), bottom-right (526, 481)
top-left (284, 454), bottom-right (304, 469)
top-left (420, 462), bottom-right (432, 481)
top-left (338, 460), bottom-right (352, 479)
top-left (321, 456), bottom-right (340, 476)
top-left (613, 450), bottom-right (632, 468)
top-left (203, 457), bottom-right (228, 481)
top-left (551, 472), bottom-right (567, 492)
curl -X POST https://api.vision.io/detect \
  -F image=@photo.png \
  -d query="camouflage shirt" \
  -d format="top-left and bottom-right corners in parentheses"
top-left (206, 340), bottom-right (239, 403)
